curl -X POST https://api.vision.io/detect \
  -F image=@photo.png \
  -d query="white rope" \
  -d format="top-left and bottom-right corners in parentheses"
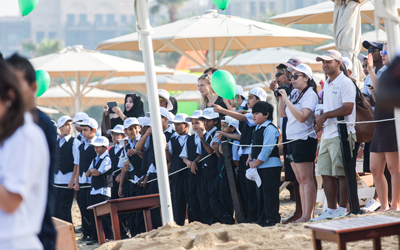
top-left (147, 166), bottom-right (189, 183)
top-left (112, 168), bottom-right (122, 175)
top-left (53, 184), bottom-right (91, 189)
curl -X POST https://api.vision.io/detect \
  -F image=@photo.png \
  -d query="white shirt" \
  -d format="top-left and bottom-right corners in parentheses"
top-left (54, 135), bottom-right (80, 185)
top-left (89, 151), bottom-right (112, 197)
top-left (117, 135), bottom-right (141, 175)
top-left (79, 136), bottom-right (97, 184)
top-left (285, 88), bottom-right (318, 140)
top-left (361, 65), bottom-right (388, 96)
top-left (180, 133), bottom-right (201, 159)
top-left (0, 113), bottom-right (49, 250)
top-left (168, 133), bottom-right (190, 155)
top-left (323, 72), bottom-right (356, 139)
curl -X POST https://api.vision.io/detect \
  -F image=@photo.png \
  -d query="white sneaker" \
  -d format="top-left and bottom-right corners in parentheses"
top-left (327, 209), bottom-right (347, 219)
top-left (310, 210), bottom-right (332, 222)
top-left (361, 198), bottom-right (381, 212)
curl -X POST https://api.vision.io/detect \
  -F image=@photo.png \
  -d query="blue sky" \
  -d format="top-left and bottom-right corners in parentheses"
top-left (0, 1), bottom-right (22, 17)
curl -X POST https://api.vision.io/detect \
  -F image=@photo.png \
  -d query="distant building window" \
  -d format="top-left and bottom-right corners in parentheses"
top-left (95, 14), bottom-right (102, 26)
top-left (79, 14), bottom-right (88, 26)
top-left (106, 14), bottom-right (115, 26)
top-left (67, 14), bottom-right (75, 26)
top-left (269, 2), bottom-right (277, 11)
top-left (250, 2), bottom-right (257, 18)
top-left (49, 32), bottom-right (57, 39)
top-left (121, 15), bottom-right (127, 24)
top-left (36, 32), bottom-right (45, 43)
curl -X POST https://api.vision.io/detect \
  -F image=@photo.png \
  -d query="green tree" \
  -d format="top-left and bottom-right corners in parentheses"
top-left (150, 0), bottom-right (189, 22)
top-left (25, 39), bottom-right (64, 57)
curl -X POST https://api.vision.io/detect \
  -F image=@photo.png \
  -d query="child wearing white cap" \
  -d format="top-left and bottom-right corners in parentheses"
top-left (209, 116), bottom-right (241, 224)
top-left (75, 117), bottom-right (99, 241)
top-left (54, 116), bottom-right (81, 225)
top-left (165, 113), bottom-right (191, 226)
top-left (227, 85), bottom-right (248, 112)
top-left (72, 112), bottom-right (89, 143)
top-left (85, 136), bottom-right (113, 244)
top-left (180, 110), bottom-right (204, 222)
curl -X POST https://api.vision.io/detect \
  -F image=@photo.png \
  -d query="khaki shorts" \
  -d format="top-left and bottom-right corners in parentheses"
top-left (317, 133), bottom-right (356, 177)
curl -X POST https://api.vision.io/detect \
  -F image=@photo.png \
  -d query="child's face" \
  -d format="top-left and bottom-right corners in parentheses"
top-left (59, 121), bottom-right (72, 137)
top-left (140, 125), bottom-right (150, 135)
top-left (74, 124), bottom-right (82, 133)
top-left (221, 122), bottom-right (235, 134)
top-left (94, 146), bottom-right (107, 155)
top-left (227, 98), bottom-right (237, 108)
top-left (81, 126), bottom-right (96, 140)
top-left (252, 112), bottom-right (269, 125)
top-left (126, 124), bottom-right (140, 140)
top-left (203, 119), bottom-right (217, 131)
top-left (191, 118), bottom-right (202, 133)
top-left (247, 94), bottom-right (259, 109)
top-left (112, 132), bottom-right (124, 144)
top-left (161, 116), bottom-right (169, 129)
top-left (174, 122), bottom-right (189, 135)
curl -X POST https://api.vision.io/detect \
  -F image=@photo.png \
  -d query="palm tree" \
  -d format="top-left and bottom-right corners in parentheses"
top-left (150, 0), bottom-right (189, 22)
top-left (24, 39), bottom-right (64, 57)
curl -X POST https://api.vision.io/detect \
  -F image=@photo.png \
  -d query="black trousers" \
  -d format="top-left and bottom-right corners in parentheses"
top-left (77, 186), bottom-right (92, 237)
top-left (90, 194), bottom-right (113, 240)
top-left (128, 182), bottom-right (146, 237)
top-left (199, 166), bottom-right (219, 225)
top-left (188, 170), bottom-right (202, 222)
top-left (239, 154), bottom-right (258, 221)
top-left (144, 173), bottom-right (162, 229)
top-left (170, 171), bottom-right (189, 226)
top-left (54, 186), bottom-right (74, 223)
top-left (210, 169), bottom-right (234, 223)
top-left (257, 167), bottom-right (282, 225)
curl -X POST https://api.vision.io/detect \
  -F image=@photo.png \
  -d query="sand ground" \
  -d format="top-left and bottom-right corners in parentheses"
top-left (72, 190), bottom-right (400, 250)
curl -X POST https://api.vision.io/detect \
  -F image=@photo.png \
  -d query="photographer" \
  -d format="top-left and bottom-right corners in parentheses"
top-left (278, 63), bottom-right (318, 223)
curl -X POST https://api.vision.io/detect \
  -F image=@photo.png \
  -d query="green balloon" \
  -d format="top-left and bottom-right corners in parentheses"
top-left (18, 0), bottom-right (39, 16)
top-left (211, 0), bottom-right (232, 10)
top-left (35, 70), bottom-right (50, 98)
top-left (211, 70), bottom-right (236, 100)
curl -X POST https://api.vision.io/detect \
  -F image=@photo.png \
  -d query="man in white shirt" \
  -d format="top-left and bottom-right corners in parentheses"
top-left (312, 50), bottom-right (357, 221)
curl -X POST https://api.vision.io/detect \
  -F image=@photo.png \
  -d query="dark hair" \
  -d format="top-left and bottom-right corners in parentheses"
top-left (6, 53), bottom-right (36, 86)
top-left (0, 52), bottom-right (3, 62)
top-left (0, 62), bottom-right (25, 144)
top-left (169, 96), bottom-right (178, 115)
top-left (339, 62), bottom-right (350, 79)
top-left (80, 125), bottom-right (94, 131)
top-left (299, 73), bottom-right (318, 95)
top-left (203, 67), bottom-right (218, 74)
top-left (252, 101), bottom-right (274, 121)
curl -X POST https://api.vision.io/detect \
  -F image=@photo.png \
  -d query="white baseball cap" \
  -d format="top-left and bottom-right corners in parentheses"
top-left (342, 57), bottom-right (353, 71)
top-left (249, 87), bottom-right (267, 102)
top-left (288, 63), bottom-right (313, 80)
top-left (107, 124), bottom-right (125, 134)
top-left (236, 85), bottom-right (247, 100)
top-left (158, 89), bottom-right (173, 111)
top-left (316, 50), bottom-right (342, 62)
top-left (168, 113), bottom-right (190, 124)
top-left (90, 136), bottom-right (109, 147)
top-left (145, 107), bottom-right (171, 119)
top-left (358, 53), bottom-right (367, 62)
top-left (198, 108), bottom-right (219, 120)
top-left (117, 136), bottom-right (129, 145)
top-left (221, 116), bottom-right (240, 134)
top-left (77, 118), bottom-right (98, 129)
top-left (246, 168), bottom-right (262, 187)
top-left (124, 117), bottom-right (140, 129)
top-left (141, 117), bottom-right (151, 126)
top-left (57, 115), bottom-right (73, 128)
top-left (185, 110), bottom-right (202, 122)
top-left (73, 112), bottom-right (89, 123)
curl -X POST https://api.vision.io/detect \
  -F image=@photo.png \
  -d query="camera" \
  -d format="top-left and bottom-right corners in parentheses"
top-left (274, 84), bottom-right (291, 98)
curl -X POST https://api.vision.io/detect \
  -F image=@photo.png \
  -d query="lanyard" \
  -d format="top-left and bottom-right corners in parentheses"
top-left (292, 87), bottom-right (309, 105)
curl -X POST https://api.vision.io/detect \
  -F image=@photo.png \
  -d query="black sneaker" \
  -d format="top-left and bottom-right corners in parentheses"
top-left (75, 227), bottom-right (83, 233)
top-left (86, 238), bottom-right (98, 246)
top-left (78, 235), bottom-right (89, 242)
top-left (221, 215), bottom-right (235, 225)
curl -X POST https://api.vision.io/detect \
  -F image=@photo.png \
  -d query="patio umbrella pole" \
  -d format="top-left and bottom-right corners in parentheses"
top-left (134, 0), bottom-right (174, 225)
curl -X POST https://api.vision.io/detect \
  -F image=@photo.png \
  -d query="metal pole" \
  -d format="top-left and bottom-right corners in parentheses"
top-left (135, 0), bottom-right (174, 225)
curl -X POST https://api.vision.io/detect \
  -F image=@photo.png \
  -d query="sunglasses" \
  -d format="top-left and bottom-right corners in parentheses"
top-left (159, 97), bottom-right (165, 101)
top-left (290, 74), bottom-right (302, 80)
top-left (380, 50), bottom-right (388, 56)
top-left (275, 72), bottom-right (284, 78)
top-left (368, 48), bottom-right (381, 54)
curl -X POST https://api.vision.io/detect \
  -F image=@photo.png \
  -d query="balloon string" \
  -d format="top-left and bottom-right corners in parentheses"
top-left (23, 17), bottom-right (27, 55)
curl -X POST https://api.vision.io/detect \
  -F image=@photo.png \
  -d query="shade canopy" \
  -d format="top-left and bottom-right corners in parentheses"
top-left (37, 81), bottom-right (125, 116)
top-left (173, 91), bottom-right (202, 102)
top-left (268, 0), bottom-right (400, 27)
top-left (315, 29), bottom-right (387, 51)
top-left (37, 106), bottom-right (60, 115)
top-left (190, 47), bottom-right (324, 85)
top-left (90, 71), bottom-right (199, 92)
top-left (96, 10), bottom-right (331, 70)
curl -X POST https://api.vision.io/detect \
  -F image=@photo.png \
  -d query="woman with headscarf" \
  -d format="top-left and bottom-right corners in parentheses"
top-left (102, 93), bottom-right (145, 137)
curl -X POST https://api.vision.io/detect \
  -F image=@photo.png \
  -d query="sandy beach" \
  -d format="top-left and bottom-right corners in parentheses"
top-left (71, 189), bottom-right (400, 250)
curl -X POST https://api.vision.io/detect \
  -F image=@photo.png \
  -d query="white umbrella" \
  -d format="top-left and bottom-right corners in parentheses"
top-left (173, 91), bottom-right (201, 102)
top-left (36, 81), bottom-right (126, 116)
top-left (96, 10), bottom-right (332, 70)
top-left (268, 0), bottom-right (400, 30)
top-left (90, 71), bottom-right (199, 93)
top-left (37, 106), bottom-right (60, 115)
top-left (190, 47), bottom-right (324, 85)
top-left (30, 45), bottom-right (174, 113)
top-left (315, 29), bottom-right (387, 51)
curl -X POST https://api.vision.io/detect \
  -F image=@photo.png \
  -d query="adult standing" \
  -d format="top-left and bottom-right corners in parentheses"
top-left (0, 62), bottom-right (50, 249)
top-left (312, 50), bottom-right (357, 221)
top-left (278, 64), bottom-right (318, 222)
top-left (368, 43), bottom-right (400, 212)
top-left (197, 74), bottom-right (227, 111)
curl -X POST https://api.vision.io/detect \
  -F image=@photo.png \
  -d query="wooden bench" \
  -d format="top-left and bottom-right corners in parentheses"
top-left (305, 215), bottom-right (400, 250)
top-left (87, 193), bottom-right (160, 245)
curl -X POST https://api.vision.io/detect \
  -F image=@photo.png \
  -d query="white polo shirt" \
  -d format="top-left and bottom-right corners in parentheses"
top-left (286, 87), bottom-right (318, 140)
top-left (323, 72), bottom-right (356, 139)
